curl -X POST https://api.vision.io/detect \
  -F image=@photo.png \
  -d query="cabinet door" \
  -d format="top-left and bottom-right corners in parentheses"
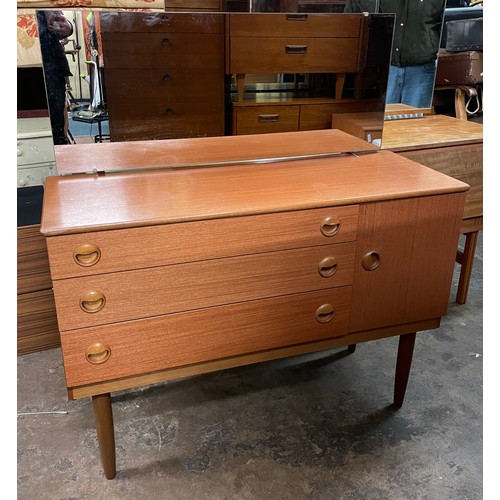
top-left (349, 193), bottom-right (465, 332)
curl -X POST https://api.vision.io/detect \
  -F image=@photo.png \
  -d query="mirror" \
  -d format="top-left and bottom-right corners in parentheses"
top-left (36, 10), bottom-right (394, 149)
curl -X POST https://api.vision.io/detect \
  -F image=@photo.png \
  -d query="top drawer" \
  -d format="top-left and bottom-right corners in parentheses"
top-left (100, 12), bottom-right (223, 34)
top-left (229, 13), bottom-right (362, 38)
top-left (46, 205), bottom-right (359, 279)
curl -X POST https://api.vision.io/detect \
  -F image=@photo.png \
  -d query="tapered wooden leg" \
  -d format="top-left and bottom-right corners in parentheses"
top-left (236, 74), bottom-right (245, 102)
top-left (335, 73), bottom-right (346, 99)
top-left (347, 344), bottom-right (357, 353)
top-left (456, 231), bottom-right (478, 305)
top-left (92, 393), bottom-right (116, 479)
top-left (393, 333), bottom-right (416, 408)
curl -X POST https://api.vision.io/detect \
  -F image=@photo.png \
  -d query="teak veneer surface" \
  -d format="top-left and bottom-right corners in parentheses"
top-left (54, 130), bottom-right (376, 174)
top-left (381, 114), bottom-right (483, 151)
top-left (42, 151), bottom-right (468, 236)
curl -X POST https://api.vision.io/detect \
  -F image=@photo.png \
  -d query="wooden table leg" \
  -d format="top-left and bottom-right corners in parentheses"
top-left (335, 73), bottom-right (346, 99)
top-left (456, 231), bottom-right (479, 305)
top-left (92, 393), bottom-right (116, 480)
top-left (393, 332), bottom-right (416, 408)
top-left (236, 74), bottom-right (245, 102)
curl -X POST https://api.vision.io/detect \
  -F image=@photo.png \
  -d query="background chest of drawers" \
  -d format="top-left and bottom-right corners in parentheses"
top-left (227, 13), bottom-right (364, 102)
top-left (100, 12), bottom-right (225, 141)
top-left (42, 130), bottom-right (467, 478)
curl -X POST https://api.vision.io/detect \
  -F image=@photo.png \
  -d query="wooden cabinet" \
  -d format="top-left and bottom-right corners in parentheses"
top-left (100, 12), bottom-right (225, 141)
top-left (233, 98), bottom-right (382, 135)
top-left (227, 13), bottom-right (366, 101)
top-left (42, 130), bottom-right (467, 479)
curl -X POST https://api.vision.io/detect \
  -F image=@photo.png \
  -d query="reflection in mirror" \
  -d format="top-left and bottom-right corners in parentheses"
top-left (37, 11), bottom-right (395, 147)
top-left (343, 0), bottom-right (446, 111)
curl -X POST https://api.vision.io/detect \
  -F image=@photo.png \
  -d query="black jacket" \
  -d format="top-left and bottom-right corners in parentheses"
top-left (344, 0), bottom-right (446, 66)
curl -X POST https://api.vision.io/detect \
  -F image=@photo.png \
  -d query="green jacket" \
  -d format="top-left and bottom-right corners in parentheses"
top-left (344, 0), bottom-right (446, 67)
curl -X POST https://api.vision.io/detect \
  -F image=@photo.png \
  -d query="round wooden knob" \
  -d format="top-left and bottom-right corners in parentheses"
top-left (318, 256), bottom-right (338, 277)
top-left (361, 251), bottom-right (381, 271)
top-left (315, 303), bottom-right (335, 323)
top-left (85, 342), bottom-right (111, 365)
top-left (80, 291), bottom-right (106, 313)
top-left (73, 243), bottom-right (101, 267)
top-left (320, 216), bottom-right (341, 237)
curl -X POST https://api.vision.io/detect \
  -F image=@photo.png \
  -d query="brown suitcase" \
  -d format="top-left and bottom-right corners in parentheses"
top-left (435, 50), bottom-right (483, 85)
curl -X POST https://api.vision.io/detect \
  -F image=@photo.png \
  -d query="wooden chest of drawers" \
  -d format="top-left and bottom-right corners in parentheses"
top-left (227, 13), bottom-right (365, 101)
top-left (43, 130), bottom-right (467, 479)
top-left (100, 12), bottom-right (225, 141)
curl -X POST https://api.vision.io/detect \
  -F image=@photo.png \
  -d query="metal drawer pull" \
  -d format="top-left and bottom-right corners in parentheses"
top-left (362, 251), bottom-right (381, 271)
top-left (285, 45), bottom-right (308, 54)
top-left (86, 342), bottom-right (111, 365)
top-left (73, 243), bottom-right (101, 267)
top-left (318, 256), bottom-right (338, 277)
top-left (164, 107), bottom-right (174, 115)
top-left (258, 114), bottom-right (280, 123)
top-left (320, 216), bottom-right (341, 237)
top-left (80, 291), bottom-right (106, 314)
top-left (163, 74), bottom-right (171, 82)
top-left (286, 14), bottom-right (308, 21)
top-left (162, 38), bottom-right (170, 46)
top-left (316, 304), bottom-right (335, 323)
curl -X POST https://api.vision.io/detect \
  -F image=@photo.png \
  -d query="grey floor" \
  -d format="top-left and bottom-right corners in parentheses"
top-left (17, 234), bottom-right (483, 500)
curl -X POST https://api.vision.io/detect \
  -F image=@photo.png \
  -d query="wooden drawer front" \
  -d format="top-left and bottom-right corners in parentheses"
top-left (53, 243), bottom-right (356, 331)
top-left (60, 288), bottom-right (352, 387)
top-left (105, 69), bottom-right (223, 104)
top-left (234, 105), bottom-right (299, 135)
top-left (165, 0), bottom-right (221, 9)
top-left (18, 225), bottom-right (53, 294)
top-left (107, 101), bottom-right (225, 141)
top-left (46, 206), bottom-right (359, 279)
top-left (300, 101), bottom-right (383, 131)
top-left (229, 13), bottom-right (361, 38)
top-left (108, 99), bottom-right (223, 124)
top-left (230, 38), bottom-right (359, 74)
top-left (102, 33), bottom-right (223, 69)
top-left (100, 12), bottom-right (223, 33)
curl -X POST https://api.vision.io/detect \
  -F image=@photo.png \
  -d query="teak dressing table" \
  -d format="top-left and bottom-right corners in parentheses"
top-left (42, 130), bottom-right (468, 479)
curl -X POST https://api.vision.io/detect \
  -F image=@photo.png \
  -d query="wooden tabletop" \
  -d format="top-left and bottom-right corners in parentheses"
top-left (54, 129), bottom-right (378, 175)
top-left (42, 130), bottom-right (468, 236)
top-left (381, 114), bottom-right (483, 152)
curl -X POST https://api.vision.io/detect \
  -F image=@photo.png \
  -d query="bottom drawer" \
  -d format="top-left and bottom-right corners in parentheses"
top-left (61, 287), bottom-right (352, 387)
top-left (233, 105), bottom-right (300, 135)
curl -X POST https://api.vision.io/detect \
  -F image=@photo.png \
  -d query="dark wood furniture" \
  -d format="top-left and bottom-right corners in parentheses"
top-left (100, 12), bottom-right (225, 141)
top-left (42, 129), bottom-right (467, 478)
top-left (227, 13), bottom-right (366, 102)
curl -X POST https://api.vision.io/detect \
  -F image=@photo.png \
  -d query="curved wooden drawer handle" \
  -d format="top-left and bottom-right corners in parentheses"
top-left (80, 291), bottom-right (106, 314)
top-left (86, 342), bottom-right (111, 365)
top-left (318, 256), bottom-right (338, 278)
top-left (361, 251), bottom-right (381, 271)
top-left (315, 303), bottom-right (335, 324)
top-left (320, 216), bottom-right (341, 237)
top-left (73, 243), bottom-right (101, 267)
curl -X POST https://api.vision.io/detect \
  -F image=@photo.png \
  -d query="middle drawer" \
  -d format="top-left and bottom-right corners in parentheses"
top-left (53, 243), bottom-right (355, 331)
